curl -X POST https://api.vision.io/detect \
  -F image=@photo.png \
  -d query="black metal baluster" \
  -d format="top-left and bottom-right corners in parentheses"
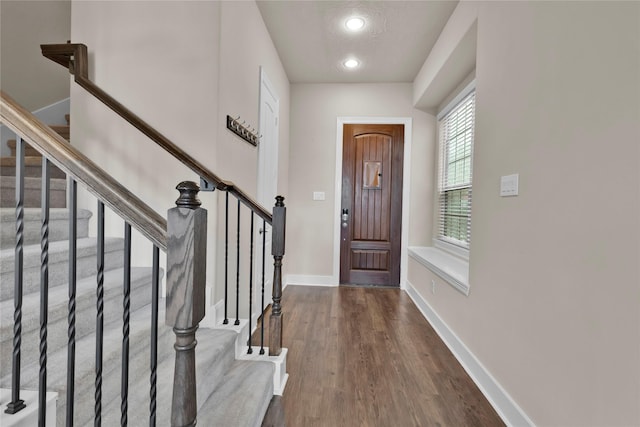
top-left (247, 212), bottom-right (254, 354)
top-left (121, 223), bottom-right (131, 426)
top-left (260, 220), bottom-right (266, 355)
top-left (95, 201), bottom-right (105, 426)
top-left (66, 178), bottom-right (78, 427)
top-left (39, 157), bottom-right (51, 426)
top-left (149, 246), bottom-right (160, 427)
top-left (235, 198), bottom-right (241, 326)
top-left (6, 137), bottom-right (26, 415)
top-left (223, 192), bottom-right (229, 325)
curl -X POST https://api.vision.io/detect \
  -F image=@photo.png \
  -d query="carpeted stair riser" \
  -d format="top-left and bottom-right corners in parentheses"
top-left (0, 237), bottom-right (124, 301)
top-left (0, 158), bottom-right (66, 179)
top-left (6, 137), bottom-right (69, 157)
top-left (7, 140), bottom-right (42, 158)
top-left (0, 208), bottom-right (91, 248)
top-left (0, 176), bottom-right (66, 208)
top-left (101, 327), bottom-right (239, 427)
top-left (0, 267), bottom-right (155, 379)
top-left (198, 360), bottom-right (275, 427)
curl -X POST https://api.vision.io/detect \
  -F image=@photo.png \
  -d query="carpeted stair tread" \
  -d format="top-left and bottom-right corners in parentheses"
top-left (198, 359), bottom-right (275, 427)
top-left (0, 236), bottom-right (125, 301)
top-left (100, 327), bottom-right (238, 426)
top-left (0, 207), bottom-right (92, 248)
top-left (0, 266), bottom-right (155, 378)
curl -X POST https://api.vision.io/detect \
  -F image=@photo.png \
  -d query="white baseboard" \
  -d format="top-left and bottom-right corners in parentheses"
top-left (405, 280), bottom-right (534, 427)
top-left (285, 275), bottom-right (337, 287)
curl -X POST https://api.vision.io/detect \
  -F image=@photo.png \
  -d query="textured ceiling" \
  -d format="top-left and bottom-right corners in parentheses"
top-left (256, 1), bottom-right (458, 83)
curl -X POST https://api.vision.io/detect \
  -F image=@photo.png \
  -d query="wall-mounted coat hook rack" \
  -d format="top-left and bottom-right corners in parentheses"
top-left (227, 115), bottom-right (259, 146)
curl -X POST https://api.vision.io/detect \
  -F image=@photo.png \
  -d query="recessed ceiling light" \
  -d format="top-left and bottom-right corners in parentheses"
top-left (346, 17), bottom-right (365, 31)
top-left (344, 59), bottom-right (359, 69)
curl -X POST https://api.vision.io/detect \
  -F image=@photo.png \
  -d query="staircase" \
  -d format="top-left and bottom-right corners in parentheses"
top-left (0, 116), bottom-right (276, 425)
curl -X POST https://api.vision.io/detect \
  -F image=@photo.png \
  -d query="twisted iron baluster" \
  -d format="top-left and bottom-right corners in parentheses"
top-left (66, 178), bottom-right (78, 426)
top-left (95, 201), bottom-right (105, 426)
top-left (260, 219), bottom-right (266, 355)
top-left (223, 192), bottom-right (229, 324)
top-left (39, 158), bottom-right (50, 426)
top-left (121, 223), bottom-right (131, 426)
top-left (5, 136), bottom-right (26, 415)
top-left (247, 212), bottom-right (254, 354)
top-left (235, 198), bottom-right (241, 326)
top-left (149, 246), bottom-right (160, 426)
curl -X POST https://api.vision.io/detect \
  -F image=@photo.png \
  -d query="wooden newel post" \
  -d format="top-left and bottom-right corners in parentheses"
top-left (166, 181), bottom-right (207, 427)
top-left (270, 196), bottom-right (286, 356)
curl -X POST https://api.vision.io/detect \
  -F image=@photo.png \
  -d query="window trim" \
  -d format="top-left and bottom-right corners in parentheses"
top-left (433, 237), bottom-right (469, 261)
top-left (437, 80), bottom-right (476, 121)
top-left (436, 80), bottom-right (476, 250)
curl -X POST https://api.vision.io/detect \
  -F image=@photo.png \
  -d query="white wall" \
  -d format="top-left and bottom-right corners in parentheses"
top-left (287, 83), bottom-right (434, 281)
top-left (410, 1), bottom-right (640, 425)
top-left (70, 1), bottom-right (289, 314)
top-left (214, 1), bottom-right (290, 316)
top-left (1, 0), bottom-right (71, 111)
top-left (71, 0), bottom-right (221, 299)
top-left (0, 0), bottom-right (71, 156)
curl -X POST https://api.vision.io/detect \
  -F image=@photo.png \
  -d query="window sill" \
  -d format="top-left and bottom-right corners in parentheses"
top-left (408, 246), bottom-right (470, 296)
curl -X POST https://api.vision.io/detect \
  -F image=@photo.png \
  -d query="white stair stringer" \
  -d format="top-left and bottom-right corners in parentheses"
top-left (205, 318), bottom-right (289, 397)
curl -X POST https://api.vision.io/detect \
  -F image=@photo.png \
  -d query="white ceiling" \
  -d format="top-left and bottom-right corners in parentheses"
top-left (256, 0), bottom-right (458, 84)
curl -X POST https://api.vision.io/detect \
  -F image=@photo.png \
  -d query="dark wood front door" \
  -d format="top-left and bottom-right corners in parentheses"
top-left (340, 123), bottom-right (404, 286)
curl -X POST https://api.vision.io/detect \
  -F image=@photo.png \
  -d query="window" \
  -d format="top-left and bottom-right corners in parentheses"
top-left (437, 84), bottom-right (475, 250)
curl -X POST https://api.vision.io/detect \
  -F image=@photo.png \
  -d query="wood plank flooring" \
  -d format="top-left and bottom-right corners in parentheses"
top-left (259, 285), bottom-right (504, 427)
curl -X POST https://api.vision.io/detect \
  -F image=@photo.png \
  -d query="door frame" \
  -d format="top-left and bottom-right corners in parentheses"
top-left (333, 117), bottom-right (412, 289)
top-left (257, 66), bottom-right (279, 207)
top-left (256, 66), bottom-right (279, 320)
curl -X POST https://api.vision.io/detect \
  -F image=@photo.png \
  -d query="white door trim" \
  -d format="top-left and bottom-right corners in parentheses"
top-left (257, 67), bottom-right (279, 313)
top-left (334, 117), bottom-right (412, 289)
top-left (257, 66), bottom-right (280, 206)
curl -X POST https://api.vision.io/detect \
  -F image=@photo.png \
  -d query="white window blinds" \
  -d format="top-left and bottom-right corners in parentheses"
top-left (438, 89), bottom-right (475, 249)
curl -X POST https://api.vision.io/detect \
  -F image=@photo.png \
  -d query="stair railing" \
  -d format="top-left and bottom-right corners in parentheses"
top-left (3, 72), bottom-right (285, 426)
top-left (40, 42), bottom-right (285, 358)
top-left (1, 90), bottom-right (166, 424)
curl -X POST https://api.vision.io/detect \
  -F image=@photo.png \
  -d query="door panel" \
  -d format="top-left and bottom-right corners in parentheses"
top-left (340, 124), bottom-right (403, 286)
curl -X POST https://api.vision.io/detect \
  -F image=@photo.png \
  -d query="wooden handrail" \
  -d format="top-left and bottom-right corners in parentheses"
top-left (0, 90), bottom-right (168, 251)
top-left (41, 43), bottom-right (273, 224)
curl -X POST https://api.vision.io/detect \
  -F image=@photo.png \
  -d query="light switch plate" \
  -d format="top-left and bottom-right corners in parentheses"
top-left (313, 191), bottom-right (325, 201)
top-left (500, 174), bottom-right (519, 197)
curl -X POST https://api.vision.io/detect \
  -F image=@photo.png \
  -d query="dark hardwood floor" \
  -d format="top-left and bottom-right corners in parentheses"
top-left (259, 285), bottom-right (504, 427)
